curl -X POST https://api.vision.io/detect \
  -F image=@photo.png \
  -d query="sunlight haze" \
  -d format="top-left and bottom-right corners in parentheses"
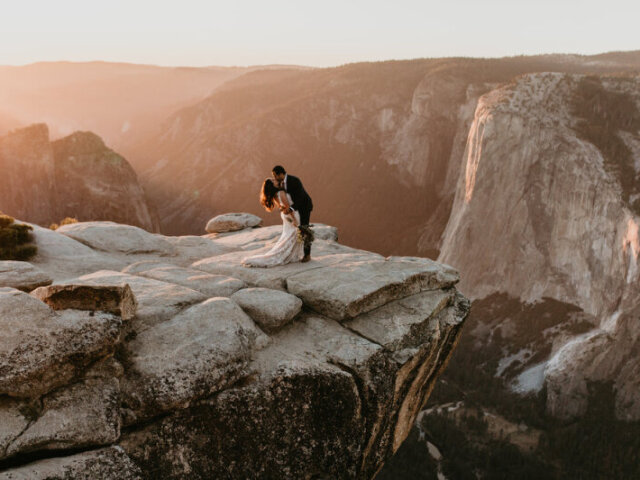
top-left (1, 0), bottom-right (638, 67)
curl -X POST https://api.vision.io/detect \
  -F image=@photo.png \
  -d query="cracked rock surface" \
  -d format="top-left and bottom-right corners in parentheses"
top-left (0, 219), bottom-right (469, 479)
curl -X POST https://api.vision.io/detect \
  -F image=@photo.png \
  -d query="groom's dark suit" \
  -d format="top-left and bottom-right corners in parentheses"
top-left (284, 174), bottom-right (313, 256)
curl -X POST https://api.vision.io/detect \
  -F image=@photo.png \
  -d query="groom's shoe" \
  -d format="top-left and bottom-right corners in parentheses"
top-left (301, 255), bottom-right (311, 263)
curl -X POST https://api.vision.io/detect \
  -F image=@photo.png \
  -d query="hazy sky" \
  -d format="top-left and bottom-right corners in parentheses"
top-left (1, 0), bottom-right (638, 67)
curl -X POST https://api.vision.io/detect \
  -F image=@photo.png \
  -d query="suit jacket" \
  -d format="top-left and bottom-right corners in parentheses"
top-left (284, 174), bottom-right (313, 213)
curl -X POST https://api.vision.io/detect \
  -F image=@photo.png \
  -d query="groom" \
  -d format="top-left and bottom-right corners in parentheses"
top-left (272, 165), bottom-right (314, 262)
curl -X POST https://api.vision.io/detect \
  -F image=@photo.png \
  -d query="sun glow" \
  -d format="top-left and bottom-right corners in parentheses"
top-left (0, 0), bottom-right (639, 67)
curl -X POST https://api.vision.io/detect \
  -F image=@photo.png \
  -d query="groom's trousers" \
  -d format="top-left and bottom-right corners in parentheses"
top-left (298, 208), bottom-right (312, 257)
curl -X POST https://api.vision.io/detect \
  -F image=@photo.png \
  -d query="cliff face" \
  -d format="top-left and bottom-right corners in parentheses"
top-left (0, 219), bottom-right (468, 479)
top-left (0, 124), bottom-right (158, 231)
top-left (440, 73), bottom-right (639, 315)
top-left (439, 72), bottom-right (640, 420)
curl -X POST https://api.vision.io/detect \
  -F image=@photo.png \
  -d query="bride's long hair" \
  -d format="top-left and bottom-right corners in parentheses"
top-left (260, 178), bottom-right (280, 211)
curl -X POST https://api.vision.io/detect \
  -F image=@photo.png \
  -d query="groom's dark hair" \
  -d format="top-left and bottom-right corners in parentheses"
top-left (272, 165), bottom-right (286, 175)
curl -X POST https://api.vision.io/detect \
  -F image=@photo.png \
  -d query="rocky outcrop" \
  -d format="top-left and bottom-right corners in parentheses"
top-left (0, 125), bottom-right (157, 231)
top-left (0, 218), bottom-right (469, 478)
top-left (52, 132), bottom-right (158, 231)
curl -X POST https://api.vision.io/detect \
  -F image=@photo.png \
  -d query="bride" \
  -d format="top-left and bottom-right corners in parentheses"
top-left (243, 178), bottom-right (304, 267)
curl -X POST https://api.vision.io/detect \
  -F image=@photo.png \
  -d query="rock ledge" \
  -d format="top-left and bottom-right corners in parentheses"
top-left (0, 219), bottom-right (469, 479)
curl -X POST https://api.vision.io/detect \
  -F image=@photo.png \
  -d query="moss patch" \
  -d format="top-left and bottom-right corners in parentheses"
top-left (0, 213), bottom-right (37, 260)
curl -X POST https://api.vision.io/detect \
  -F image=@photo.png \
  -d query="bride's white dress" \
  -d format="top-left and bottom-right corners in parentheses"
top-left (243, 192), bottom-right (304, 267)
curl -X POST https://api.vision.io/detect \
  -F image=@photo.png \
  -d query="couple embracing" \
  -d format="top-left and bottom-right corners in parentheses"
top-left (243, 165), bottom-right (314, 268)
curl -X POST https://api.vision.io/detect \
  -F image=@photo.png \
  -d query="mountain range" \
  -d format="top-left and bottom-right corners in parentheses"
top-left (1, 51), bottom-right (639, 477)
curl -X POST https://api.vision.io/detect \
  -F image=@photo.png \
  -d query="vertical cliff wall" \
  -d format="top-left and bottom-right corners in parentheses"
top-left (439, 72), bottom-right (640, 420)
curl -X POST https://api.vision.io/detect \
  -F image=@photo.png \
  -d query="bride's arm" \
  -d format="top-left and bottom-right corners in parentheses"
top-left (277, 190), bottom-right (292, 213)
top-left (277, 191), bottom-right (299, 227)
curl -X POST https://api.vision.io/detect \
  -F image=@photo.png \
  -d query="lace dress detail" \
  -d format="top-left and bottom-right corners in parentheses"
top-left (242, 192), bottom-right (304, 267)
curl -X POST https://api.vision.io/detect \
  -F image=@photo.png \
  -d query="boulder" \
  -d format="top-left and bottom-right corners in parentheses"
top-left (57, 271), bottom-right (206, 330)
top-left (0, 288), bottom-right (125, 398)
top-left (231, 287), bottom-right (303, 333)
top-left (205, 213), bottom-right (262, 233)
top-left (123, 262), bottom-right (245, 298)
top-left (0, 261), bottom-right (52, 291)
top-left (286, 258), bottom-right (460, 321)
top-left (119, 297), bottom-right (266, 423)
top-left (0, 446), bottom-right (143, 480)
top-left (56, 222), bottom-right (176, 256)
top-left (3, 358), bottom-right (123, 460)
top-left (30, 283), bottom-right (137, 320)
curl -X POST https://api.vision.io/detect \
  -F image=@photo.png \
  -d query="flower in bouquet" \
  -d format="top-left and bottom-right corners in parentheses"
top-left (297, 225), bottom-right (315, 244)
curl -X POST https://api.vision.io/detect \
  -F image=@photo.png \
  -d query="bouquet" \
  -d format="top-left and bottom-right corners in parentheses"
top-left (297, 225), bottom-right (315, 245)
